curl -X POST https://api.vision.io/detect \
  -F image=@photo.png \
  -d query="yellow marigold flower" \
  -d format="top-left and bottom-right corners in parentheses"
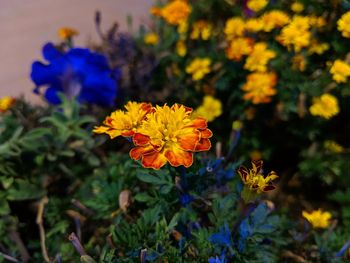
top-left (224, 17), bottom-right (245, 40)
top-left (242, 72), bottom-right (277, 104)
top-left (193, 96), bottom-right (222, 122)
top-left (177, 20), bottom-right (189, 37)
top-left (190, 20), bottom-right (212, 40)
top-left (324, 140), bottom-right (344, 153)
top-left (186, 58), bottom-right (211, 81)
top-left (144, 32), bottom-right (159, 45)
top-left (247, 0), bottom-right (268, 12)
top-left (244, 42), bottom-right (276, 72)
top-left (93, 102), bottom-right (153, 138)
top-left (176, 40), bottom-right (187, 57)
top-left (58, 27), bottom-right (78, 40)
top-left (292, 54), bottom-right (306, 72)
top-left (302, 209), bottom-right (332, 229)
top-left (308, 41), bottom-right (329, 55)
top-left (276, 16), bottom-right (311, 52)
top-left (330, 60), bottom-right (350, 83)
top-left (160, 0), bottom-right (191, 25)
top-left (261, 10), bottom-right (290, 32)
top-left (309, 94), bottom-right (339, 119)
top-left (130, 104), bottom-right (212, 169)
top-left (245, 18), bottom-right (264, 32)
top-left (0, 96), bottom-right (16, 113)
top-left (337, 11), bottom-right (350, 38)
top-left (237, 160), bottom-right (278, 194)
top-left (291, 2), bottom-right (304, 13)
top-left (226, 38), bottom-right (254, 61)
top-left (309, 15), bottom-right (326, 28)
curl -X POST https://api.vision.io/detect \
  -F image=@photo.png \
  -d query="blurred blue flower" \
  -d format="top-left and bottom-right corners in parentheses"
top-left (208, 255), bottom-right (226, 263)
top-left (179, 193), bottom-right (195, 207)
top-left (31, 42), bottom-right (120, 106)
top-left (209, 224), bottom-right (232, 247)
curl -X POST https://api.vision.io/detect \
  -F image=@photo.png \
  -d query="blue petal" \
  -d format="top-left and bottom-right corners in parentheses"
top-left (44, 86), bottom-right (62, 105)
top-left (31, 62), bottom-right (57, 86)
top-left (42, 43), bottom-right (62, 61)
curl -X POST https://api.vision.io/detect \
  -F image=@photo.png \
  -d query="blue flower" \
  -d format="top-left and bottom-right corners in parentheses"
top-left (209, 224), bottom-right (232, 247)
top-left (208, 255), bottom-right (226, 263)
top-left (179, 193), bottom-right (194, 207)
top-left (31, 43), bottom-right (120, 106)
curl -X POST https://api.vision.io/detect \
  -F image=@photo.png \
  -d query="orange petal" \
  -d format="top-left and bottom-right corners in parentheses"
top-left (133, 133), bottom-right (150, 146)
top-left (129, 146), bottom-right (155, 160)
top-left (141, 152), bottom-right (167, 169)
top-left (195, 138), bottom-right (211, 151)
top-left (191, 117), bottom-right (207, 129)
top-left (177, 128), bottom-right (200, 151)
top-left (165, 148), bottom-right (193, 167)
top-left (200, 129), bottom-right (213, 139)
top-left (121, 130), bottom-right (135, 137)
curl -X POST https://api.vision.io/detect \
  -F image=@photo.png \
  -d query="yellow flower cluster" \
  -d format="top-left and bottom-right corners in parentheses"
top-left (186, 58), bottom-right (211, 81)
top-left (58, 27), bottom-right (78, 40)
top-left (277, 16), bottom-right (311, 52)
top-left (308, 41), bottom-right (329, 55)
top-left (193, 96), bottom-right (222, 122)
top-left (309, 94), bottom-right (339, 119)
top-left (242, 72), bottom-right (277, 104)
top-left (260, 10), bottom-right (290, 32)
top-left (152, 0), bottom-right (191, 26)
top-left (330, 60), bottom-right (350, 83)
top-left (244, 42), bottom-right (276, 72)
top-left (302, 209), bottom-right (332, 229)
top-left (144, 32), bottom-right (159, 45)
top-left (337, 11), bottom-right (350, 38)
top-left (190, 20), bottom-right (212, 40)
top-left (247, 0), bottom-right (268, 12)
top-left (224, 17), bottom-right (245, 40)
top-left (0, 96), bottom-right (16, 113)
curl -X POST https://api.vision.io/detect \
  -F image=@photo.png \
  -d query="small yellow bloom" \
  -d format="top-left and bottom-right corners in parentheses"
top-left (245, 18), bottom-right (264, 33)
top-left (193, 96), bottom-right (222, 122)
top-left (308, 41), bottom-right (329, 55)
top-left (186, 58), bottom-right (211, 81)
top-left (0, 96), bottom-right (16, 113)
top-left (226, 38), bottom-right (254, 61)
top-left (232, 120), bottom-right (243, 131)
top-left (224, 17), bottom-right (245, 40)
top-left (160, 0), bottom-right (192, 25)
top-left (244, 42), bottom-right (276, 72)
top-left (337, 11), bottom-right (350, 38)
top-left (276, 16), bottom-right (311, 52)
top-left (302, 209), bottom-right (332, 229)
top-left (309, 94), bottom-right (339, 119)
top-left (330, 60), bottom-right (350, 83)
top-left (324, 140), bottom-right (344, 153)
top-left (291, 2), bottom-right (304, 13)
top-left (190, 20), bottom-right (212, 40)
top-left (261, 10), bottom-right (290, 32)
top-left (93, 102), bottom-right (153, 139)
top-left (176, 40), bottom-right (187, 57)
top-left (238, 160), bottom-right (278, 194)
top-left (58, 27), bottom-right (78, 40)
top-left (292, 54), bottom-right (306, 72)
top-left (144, 32), bottom-right (159, 45)
top-left (247, 0), bottom-right (268, 12)
top-left (177, 20), bottom-right (189, 37)
top-left (309, 15), bottom-right (326, 28)
top-left (242, 72), bottom-right (277, 104)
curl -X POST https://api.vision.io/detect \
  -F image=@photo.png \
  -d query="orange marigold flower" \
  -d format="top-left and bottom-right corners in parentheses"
top-left (242, 72), bottom-right (277, 104)
top-left (58, 27), bottom-right (79, 40)
top-left (261, 10), bottom-right (290, 32)
top-left (0, 96), bottom-right (16, 113)
top-left (160, 0), bottom-right (191, 25)
top-left (93, 101), bottom-right (153, 139)
top-left (226, 38), bottom-right (254, 61)
top-left (224, 17), bottom-right (246, 40)
top-left (130, 104), bottom-right (212, 169)
top-left (244, 42), bottom-right (276, 72)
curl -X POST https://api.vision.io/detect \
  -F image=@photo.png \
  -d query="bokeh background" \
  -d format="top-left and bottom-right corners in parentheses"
top-left (0, 0), bottom-right (152, 103)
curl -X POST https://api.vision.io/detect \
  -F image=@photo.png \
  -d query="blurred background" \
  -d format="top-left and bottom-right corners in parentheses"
top-left (0, 0), bottom-right (152, 103)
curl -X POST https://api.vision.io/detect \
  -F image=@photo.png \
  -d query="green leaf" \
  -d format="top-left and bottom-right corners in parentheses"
top-left (6, 179), bottom-right (46, 201)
